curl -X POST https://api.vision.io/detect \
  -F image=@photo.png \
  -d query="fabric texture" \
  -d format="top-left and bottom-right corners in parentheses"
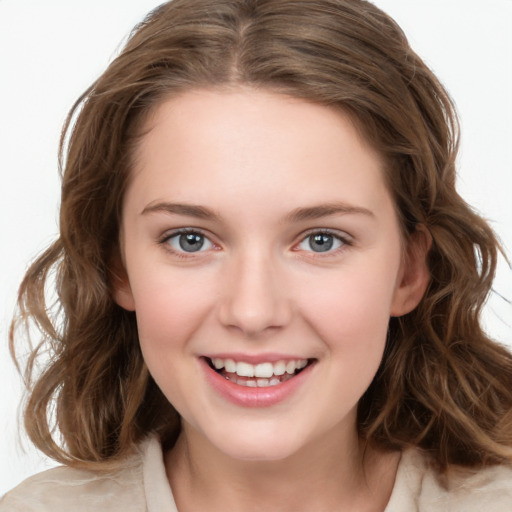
top-left (2, 436), bottom-right (512, 511)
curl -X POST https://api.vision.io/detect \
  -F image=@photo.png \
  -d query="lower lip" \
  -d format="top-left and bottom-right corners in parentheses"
top-left (200, 358), bottom-right (315, 407)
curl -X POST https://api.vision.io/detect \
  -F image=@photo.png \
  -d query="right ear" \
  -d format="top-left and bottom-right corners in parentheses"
top-left (110, 255), bottom-right (136, 311)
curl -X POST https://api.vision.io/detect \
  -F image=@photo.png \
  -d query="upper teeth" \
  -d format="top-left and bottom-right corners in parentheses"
top-left (211, 358), bottom-right (308, 378)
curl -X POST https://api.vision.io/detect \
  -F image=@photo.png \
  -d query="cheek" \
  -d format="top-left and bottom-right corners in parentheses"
top-left (130, 269), bottom-right (219, 413)
top-left (298, 257), bottom-right (399, 356)
top-left (129, 268), bottom-right (216, 360)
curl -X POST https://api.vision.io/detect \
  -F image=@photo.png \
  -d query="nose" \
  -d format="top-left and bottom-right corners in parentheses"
top-left (218, 251), bottom-right (292, 337)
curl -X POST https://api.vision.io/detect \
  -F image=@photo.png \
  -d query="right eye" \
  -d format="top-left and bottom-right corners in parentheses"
top-left (163, 230), bottom-right (214, 253)
top-left (296, 230), bottom-right (348, 254)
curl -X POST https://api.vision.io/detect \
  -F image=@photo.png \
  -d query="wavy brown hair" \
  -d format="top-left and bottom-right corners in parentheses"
top-left (10, 0), bottom-right (512, 471)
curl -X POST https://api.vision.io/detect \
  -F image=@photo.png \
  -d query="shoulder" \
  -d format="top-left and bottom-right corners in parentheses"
top-left (0, 444), bottom-right (148, 512)
top-left (431, 462), bottom-right (512, 511)
top-left (387, 449), bottom-right (512, 512)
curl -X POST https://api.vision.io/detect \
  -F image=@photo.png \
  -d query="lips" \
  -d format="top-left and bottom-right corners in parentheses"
top-left (201, 355), bottom-right (315, 407)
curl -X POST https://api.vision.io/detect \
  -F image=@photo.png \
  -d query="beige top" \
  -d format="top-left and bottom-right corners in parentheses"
top-left (2, 436), bottom-right (512, 511)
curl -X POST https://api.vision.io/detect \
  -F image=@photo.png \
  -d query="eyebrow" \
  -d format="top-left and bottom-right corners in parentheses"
top-left (141, 201), bottom-right (374, 222)
top-left (285, 202), bottom-right (375, 222)
top-left (141, 202), bottom-right (221, 221)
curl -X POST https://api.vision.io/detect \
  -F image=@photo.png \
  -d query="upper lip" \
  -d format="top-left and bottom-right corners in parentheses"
top-left (201, 353), bottom-right (312, 364)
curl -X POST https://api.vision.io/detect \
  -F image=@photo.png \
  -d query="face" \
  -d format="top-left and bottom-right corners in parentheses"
top-left (116, 89), bottom-right (428, 462)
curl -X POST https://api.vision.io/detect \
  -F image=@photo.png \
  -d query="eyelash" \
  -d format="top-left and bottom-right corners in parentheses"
top-left (158, 228), bottom-right (352, 258)
top-left (295, 229), bottom-right (352, 256)
top-left (159, 228), bottom-right (216, 258)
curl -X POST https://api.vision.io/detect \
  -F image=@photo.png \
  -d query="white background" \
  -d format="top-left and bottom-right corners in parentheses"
top-left (0, 0), bottom-right (511, 494)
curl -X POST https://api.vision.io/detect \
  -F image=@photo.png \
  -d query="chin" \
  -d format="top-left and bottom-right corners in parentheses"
top-left (218, 439), bottom-right (299, 462)
top-left (202, 421), bottom-right (310, 462)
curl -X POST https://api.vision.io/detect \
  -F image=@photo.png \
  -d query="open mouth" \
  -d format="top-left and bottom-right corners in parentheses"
top-left (205, 357), bottom-right (315, 388)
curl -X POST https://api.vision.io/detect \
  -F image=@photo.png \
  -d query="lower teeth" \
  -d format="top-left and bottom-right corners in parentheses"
top-left (224, 373), bottom-right (294, 387)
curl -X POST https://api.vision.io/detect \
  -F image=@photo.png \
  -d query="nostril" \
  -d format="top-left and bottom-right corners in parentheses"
top-left (217, 274), bottom-right (292, 336)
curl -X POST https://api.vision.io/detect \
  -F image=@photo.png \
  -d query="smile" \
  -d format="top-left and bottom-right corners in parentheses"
top-left (201, 355), bottom-right (316, 407)
top-left (206, 357), bottom-right (311, 388)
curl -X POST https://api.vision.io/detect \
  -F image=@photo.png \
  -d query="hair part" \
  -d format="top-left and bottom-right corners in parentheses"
top-left (11, 0), bottom-right (512, 471)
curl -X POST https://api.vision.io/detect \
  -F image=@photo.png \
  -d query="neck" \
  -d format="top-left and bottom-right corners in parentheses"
top-left (165, 422), bottom-right (399, 512)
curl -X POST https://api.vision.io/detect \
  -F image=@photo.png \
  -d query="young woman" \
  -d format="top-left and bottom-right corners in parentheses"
top-left (2, 1), bottom-right (512, 510)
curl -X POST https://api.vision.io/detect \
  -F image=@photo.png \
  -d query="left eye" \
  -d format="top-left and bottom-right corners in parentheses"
top-left (165, 231), bottom-right (214, 253)
top-left (298, 232), bottom-right (345, 253)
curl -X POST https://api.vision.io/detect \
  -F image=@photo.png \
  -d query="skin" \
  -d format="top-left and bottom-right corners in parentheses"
top-left (115, 88), bottom-right (430, 511)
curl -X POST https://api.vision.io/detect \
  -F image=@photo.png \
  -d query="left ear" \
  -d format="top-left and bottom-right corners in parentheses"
top-left (390, 225), bottom-right (432, 317)
top-left (109, 249), bottom-right (136, 312)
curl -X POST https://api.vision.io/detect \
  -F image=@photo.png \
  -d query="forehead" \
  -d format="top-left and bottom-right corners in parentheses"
top-left (125, 88), bottom-right (393, 220)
